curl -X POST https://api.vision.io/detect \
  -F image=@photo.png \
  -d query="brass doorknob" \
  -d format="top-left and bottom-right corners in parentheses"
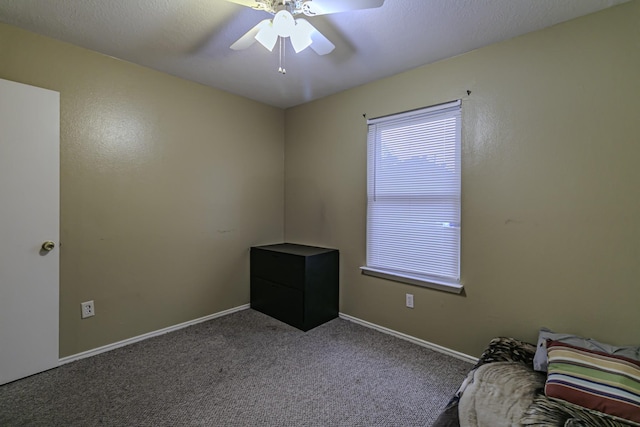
top-left (41, 241), bottom-right (55, 251)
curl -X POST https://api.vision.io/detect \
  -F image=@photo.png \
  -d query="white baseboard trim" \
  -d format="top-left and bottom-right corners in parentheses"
top-left (339, 312), bottom-right (478, 364)
top-left (59, 304), bottom-right (250, 365)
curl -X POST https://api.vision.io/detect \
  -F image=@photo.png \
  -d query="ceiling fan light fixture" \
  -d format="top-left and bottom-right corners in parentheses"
top-left (272, 10), bottom-right (295, 35)
top-left (289, 25), bottom-right (313, 53)
top-left (227, 0), bottom-right (384, 69)
top-left (252, 10), bottom-right (312, 53)
top-left (255, 27), bottom-right (279, 51)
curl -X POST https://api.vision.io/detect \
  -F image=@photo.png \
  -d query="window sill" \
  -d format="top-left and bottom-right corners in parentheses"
top-left (360, 266), bottom-right (464, 294)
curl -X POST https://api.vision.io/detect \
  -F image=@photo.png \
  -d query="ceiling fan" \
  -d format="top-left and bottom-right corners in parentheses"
top-left (224, 0), bottom-right (385, 59)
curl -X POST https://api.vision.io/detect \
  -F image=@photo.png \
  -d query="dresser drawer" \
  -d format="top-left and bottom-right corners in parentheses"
top-left (250, 277), bottom-right (304, 329)
top-left (250, 247), bottom-right (305, 290)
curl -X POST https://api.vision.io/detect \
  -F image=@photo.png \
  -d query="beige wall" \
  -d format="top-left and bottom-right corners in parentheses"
top-left (284, 1), bottom-right (640, 357)
top-left (0, 24), bottom-right (285, 357)
top-left (1, 2), bottom-right (638, 361)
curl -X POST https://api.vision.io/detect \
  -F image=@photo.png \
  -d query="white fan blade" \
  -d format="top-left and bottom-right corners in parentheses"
top-left (301, 0), bottom-right (384, 16)
top-left (295, 19), bottom-right (335, 55)
top-left (309, 31), bottom-right (335, 55)
top-left (223, 0), bottom-right (266, 10)
top-left (230, 20), bottom-right (270, 50)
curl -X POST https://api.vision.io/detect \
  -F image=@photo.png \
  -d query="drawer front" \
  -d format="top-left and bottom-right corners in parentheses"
top-left (250, 248), bottom-right (305, 290)
top-left (250, 277), bottom-right (304, 329)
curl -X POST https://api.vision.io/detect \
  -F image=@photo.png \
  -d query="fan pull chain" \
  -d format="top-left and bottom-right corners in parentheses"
top-left (278, 37), bottom-right (282, 73)
top-left (278, 37), bottom-right (286, 74)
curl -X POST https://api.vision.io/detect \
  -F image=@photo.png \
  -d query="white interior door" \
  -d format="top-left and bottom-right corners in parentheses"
top-left (0, 78), bottom-right (60, 385)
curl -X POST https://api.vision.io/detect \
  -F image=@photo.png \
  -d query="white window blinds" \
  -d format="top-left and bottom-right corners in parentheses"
top-left (366, 100), bottom-right (461, 286)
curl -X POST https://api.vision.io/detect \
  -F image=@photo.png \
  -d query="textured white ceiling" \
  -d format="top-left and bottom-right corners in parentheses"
top-left (0, 0), bottom-right (628, 108)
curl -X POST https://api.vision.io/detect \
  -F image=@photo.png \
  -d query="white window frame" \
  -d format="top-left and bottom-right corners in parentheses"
top-left (361, 100), bottom-right (463, 294)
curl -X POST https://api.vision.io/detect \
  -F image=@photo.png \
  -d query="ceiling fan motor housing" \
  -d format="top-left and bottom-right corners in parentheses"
top-left (253, 0), bottom-right (313, 16)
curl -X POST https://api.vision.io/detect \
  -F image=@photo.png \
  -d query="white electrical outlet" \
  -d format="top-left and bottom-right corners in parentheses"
top-left (406, 293), bottom-right (414, 308)
top-left (81, 300), bottom-right (95, 319)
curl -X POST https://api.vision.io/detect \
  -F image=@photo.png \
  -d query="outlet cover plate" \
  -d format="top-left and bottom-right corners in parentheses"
top-left (81, 300), bottom-right (95, 319)
top-left (406, 293), bottom-right (414, 308)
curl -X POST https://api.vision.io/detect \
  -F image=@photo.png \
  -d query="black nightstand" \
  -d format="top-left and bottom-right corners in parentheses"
top-left (250, 243), bottom-right (339, 331)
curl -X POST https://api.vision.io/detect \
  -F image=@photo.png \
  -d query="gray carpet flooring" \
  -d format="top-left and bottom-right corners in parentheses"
top-left (0, 309), bottom-right (472, 426)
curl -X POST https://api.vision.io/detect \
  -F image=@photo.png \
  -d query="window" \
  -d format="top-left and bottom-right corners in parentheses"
top-left (361, 100), bottom-right (463, 294)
